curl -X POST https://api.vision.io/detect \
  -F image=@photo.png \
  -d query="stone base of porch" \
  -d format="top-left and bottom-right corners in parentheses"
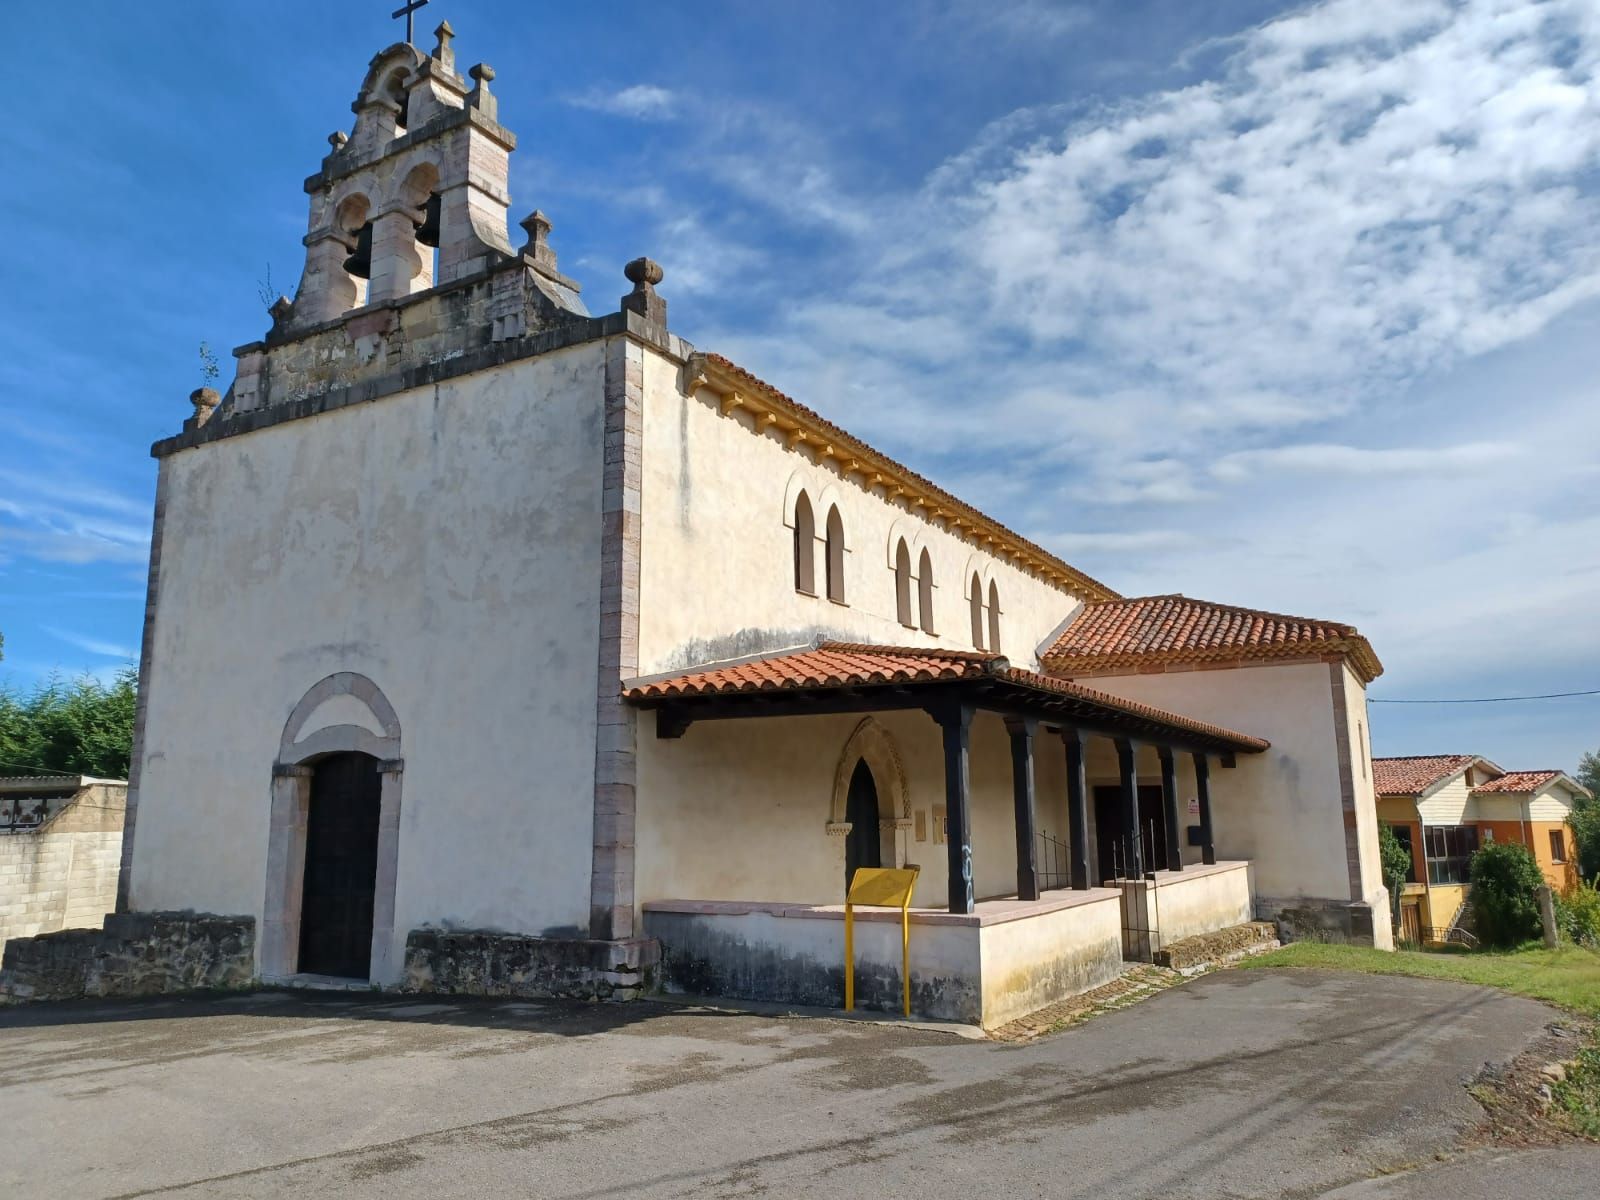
top-left (644, 890), bottom-right (1126, 1029)
top-left (400, 929), bottom-right (661, 1001)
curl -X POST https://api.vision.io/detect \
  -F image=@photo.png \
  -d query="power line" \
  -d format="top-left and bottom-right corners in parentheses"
top-left (1371, 688), bottom-right (1600, 705)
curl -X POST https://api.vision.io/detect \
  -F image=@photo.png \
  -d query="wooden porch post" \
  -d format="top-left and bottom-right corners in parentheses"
top-left (1006, 717), bottom-right (1039, 901)
top-left (1158, 746), bottom-right (1183, 873)
top-left (1114, 737), bottom-right (1144, 879)
top-left (938, 703), bottom-right (976, 914)
top-left (1061, 727), bottom-right (1090, 890)
top-left (1193, 752), bottom-right (1216, 865)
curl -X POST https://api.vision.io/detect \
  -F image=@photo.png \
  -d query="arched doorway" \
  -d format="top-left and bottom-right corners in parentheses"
top-left (297, 751), bottom-right (383, 979)
top-left (844, 760), bottom-right (882, 888)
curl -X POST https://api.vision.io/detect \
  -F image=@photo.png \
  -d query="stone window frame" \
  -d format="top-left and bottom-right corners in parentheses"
top-left (792, 490), bottom-right (817, 596)
top-left (917, 546), bottom-right (936, 635)
top-left (824, 505), bottom-right (847, 605)
top-left (261, 672), bottom-right (404, 985)
top-left (969, 570), bottom-right (986, 650)
top-left (987, 578), bottom-right (1003, 655)
top-left (893, 537), bottom-right (914, 627)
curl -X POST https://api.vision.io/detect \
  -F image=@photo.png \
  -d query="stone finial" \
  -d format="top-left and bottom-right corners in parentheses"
top-left (622, 257), bottom-right (668, 326)
top-left (188, 387), bottom-right (221, 430)
top-left (268, 295), bottom-right (295, 329)
top-left (432, 20), bottom-right (455, 70)
top-left (519, 210), bottom-right (559, 271)
top-left (328, 130), bottom-right (349, 152)
top-left (468, 63), bottom-right (498, 119)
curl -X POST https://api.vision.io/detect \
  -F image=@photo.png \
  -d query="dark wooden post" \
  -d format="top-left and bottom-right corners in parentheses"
top-left (1006, 717), bottom-right (1039, 901)
top-left (1193, 752), bottom-right (1216, 865)
top-left (1062, 727), bottom-right (1090, 890)
top-left (938, 703), bottom-right (976, 914)
top-left (1158, 746), bottom-right (1183, 873)
top-left (1115, 737), bottom-right (1144, 879)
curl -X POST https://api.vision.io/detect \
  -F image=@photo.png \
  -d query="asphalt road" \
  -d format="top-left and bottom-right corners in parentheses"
top-left (0, 968), bottom-right (1592, 1199)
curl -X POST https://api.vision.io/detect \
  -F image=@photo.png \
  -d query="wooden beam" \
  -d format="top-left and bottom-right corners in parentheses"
top-left (1193, 752), bottom-right (1216, 865)
top-left (937, 702), bottom-right (976, 915)
top-left (1115, 737), bottom-right (1144, 880)
top-left (1060, 726), bottom-right (1090, 891)
top-left (1006, 717), bottom-right (1040, 902)
top-left (1158, 746), bottom-right (1183, 873)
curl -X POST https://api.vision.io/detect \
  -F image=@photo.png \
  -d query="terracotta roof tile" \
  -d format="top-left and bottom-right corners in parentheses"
top-left (1043, 594), bottom-right (1384, 683)
top-left (695, 353), bottom-right (1119, 603)
top-left (1471, 769), bottom-right (1565, 795)
top-left (624, 642), bottom-right (1268, 753)
top-left (1372, 755), bottom-right (1476, 796)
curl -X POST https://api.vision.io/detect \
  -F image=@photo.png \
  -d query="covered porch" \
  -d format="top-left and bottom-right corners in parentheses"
top-left (628, 643), bottom-right (1267, 1027)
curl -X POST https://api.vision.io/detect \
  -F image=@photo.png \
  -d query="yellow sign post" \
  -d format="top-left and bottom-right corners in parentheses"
top-left (843, 866), bottom-right (920, 1017)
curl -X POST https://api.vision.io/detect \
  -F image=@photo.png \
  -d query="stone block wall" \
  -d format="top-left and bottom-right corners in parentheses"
top-left (0, 912), bottom-right (255, 1004)
top-left (402, 929), bottom-right (659, 1001)
top-left (0, 783), bottom-right (127, 958)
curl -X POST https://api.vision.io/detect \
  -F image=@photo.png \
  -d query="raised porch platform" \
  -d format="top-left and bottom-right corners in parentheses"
top-left (645, 861), bottom-right (1251, 1029)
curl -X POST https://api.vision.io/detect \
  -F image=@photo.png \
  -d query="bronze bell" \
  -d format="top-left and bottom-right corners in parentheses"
top-left (342, 221), bottom-right (374, 279)
top-left (415, 193), bottom-right (442, 248)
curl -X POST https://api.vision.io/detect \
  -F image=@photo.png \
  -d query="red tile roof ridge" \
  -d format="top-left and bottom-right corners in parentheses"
top-left (694, 352), bottom-right (1119, 604)
top-left (1470, 769), bottom-right (1567, 794)
top-left (1095, 593), bottom-right (1359, 632)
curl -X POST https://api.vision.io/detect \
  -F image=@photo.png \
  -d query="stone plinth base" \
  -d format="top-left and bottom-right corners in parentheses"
top-left (1260, 895), bottom-right (1388, 948)
top-left (0, 912), bottom-right (255, 1003)
top-left (401, 930), bottom-right (660, 1001)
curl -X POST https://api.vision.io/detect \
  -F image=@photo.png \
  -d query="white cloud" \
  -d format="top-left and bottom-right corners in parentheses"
top-left (1211, 441), bottom-right (1525, 481)
top-left (566, 84), bottom-right (678, 121)
top-left (42, 627), bottom-right (136, 661)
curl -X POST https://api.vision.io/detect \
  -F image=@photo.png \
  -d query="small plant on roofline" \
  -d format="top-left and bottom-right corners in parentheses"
top-left (198, 342), bottom-right (221, 387)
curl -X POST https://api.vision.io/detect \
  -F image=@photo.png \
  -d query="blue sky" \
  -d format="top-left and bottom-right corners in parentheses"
top-left (2, 0), bottom-right (1597, 771)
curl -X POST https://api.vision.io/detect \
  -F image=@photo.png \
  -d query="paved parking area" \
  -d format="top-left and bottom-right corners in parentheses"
top-left (0, 968), bottom-right (1591, 1199)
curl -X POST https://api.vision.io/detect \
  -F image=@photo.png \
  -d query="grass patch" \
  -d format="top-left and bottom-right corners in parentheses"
top-left (1246, 941), bottom-right (1600, 1138)
top-left (1242, 942), bottom-right (1600, 1015)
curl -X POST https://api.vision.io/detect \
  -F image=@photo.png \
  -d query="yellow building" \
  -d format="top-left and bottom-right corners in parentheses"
top-left (1374, 755), bottom-right (1590, 943)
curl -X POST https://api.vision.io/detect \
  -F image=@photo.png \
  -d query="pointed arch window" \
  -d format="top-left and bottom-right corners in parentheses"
top-left (987, 579), bottom-right (1002, 655)
top-left (969, 572), bottom-right (985, 650)
top-left (793, 491), bottom-right (816, 595)
top-left (917, 548), bottom-right (935, 634)
top-left (825, 506), bottom-right (846, 604)
top-left (893, 539), bottom-right (914, 627)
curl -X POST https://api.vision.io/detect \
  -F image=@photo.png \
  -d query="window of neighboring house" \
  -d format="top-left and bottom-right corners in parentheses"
top-left (793, 491), bottom-right (816, 595)
top-left (987, 579), bottom-right (1002, 655)
top-left (1424, 824), bottom-right (1479, 886)
top-left (1388, 823), bottom-right (1421, 884)
top-left (825, 506), bottom-right (846, 604)
top-left (969, 573), bottom-right (985, 650)
top-left (917, 547), bottom-right (935, 634)
top-left (894, 539), bottom-right (914, 627)
top-left (1551, 829), bottom-right (1567, 863)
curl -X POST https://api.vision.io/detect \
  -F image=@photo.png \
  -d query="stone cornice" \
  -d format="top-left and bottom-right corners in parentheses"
top-left (157, 311), bottom-right (688, 459)
top-left (687, 353), bottom-right (1120, 604)
top-left (305, 105), bottom-right (516, 194)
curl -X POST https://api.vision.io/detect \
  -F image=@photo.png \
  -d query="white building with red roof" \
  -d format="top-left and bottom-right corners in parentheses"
top-left (4, 28), bottom-right (1397, 1024)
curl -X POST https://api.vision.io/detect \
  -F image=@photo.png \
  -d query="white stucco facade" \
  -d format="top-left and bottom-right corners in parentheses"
top-left (129, 344), bottom-right (610, 978)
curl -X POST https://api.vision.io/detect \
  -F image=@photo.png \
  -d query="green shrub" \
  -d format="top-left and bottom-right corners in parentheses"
top-left (1556, 879), bottom-right (1600, 948)
top-left (1469, 841), bottom-right (1545, 947)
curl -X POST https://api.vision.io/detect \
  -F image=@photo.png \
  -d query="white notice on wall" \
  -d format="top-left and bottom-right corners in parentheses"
top-left (1187, 796), bottom-right (1199, 817)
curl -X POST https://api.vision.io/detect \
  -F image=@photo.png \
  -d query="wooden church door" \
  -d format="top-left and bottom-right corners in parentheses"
top-left (844, 760), bottom-right (882, 889)
top-left (298, 752), bottom-right (382, 979)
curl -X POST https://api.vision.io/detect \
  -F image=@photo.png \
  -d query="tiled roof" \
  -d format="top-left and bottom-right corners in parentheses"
top-left (1471, 770), bottom-right (1565, 795)
top-left (1042, 594), bottom-right (1384, 683)
top-left (1372, 755), bottom-right (1475, 797)
top-left (694, 353), bottom-right (1119, 603)
top-left (624, 642), bottom-right (1269, 753)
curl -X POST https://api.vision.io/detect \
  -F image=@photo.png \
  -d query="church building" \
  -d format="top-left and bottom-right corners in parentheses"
top-left (64, 26), bottom-right (1392, 1026)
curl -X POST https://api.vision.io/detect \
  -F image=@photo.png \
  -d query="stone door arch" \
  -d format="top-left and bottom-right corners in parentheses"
top-left (828, 718), bottom-right (912, 871)
top-left (262, 673), bottom-right (404, 984)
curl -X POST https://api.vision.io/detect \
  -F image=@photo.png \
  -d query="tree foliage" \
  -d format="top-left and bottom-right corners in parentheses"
top-left (0, 668), bottom-right (138, 780)
top-left (1572, 750), bottom-right (1600, 883)
top-left (1469, 840), bottom-right (1546, 948)
top-left (1378, 822), bottom-right (1411, 890)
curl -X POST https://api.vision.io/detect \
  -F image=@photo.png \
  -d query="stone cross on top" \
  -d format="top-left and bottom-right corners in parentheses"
top-left (391, 0), bottom-right (429, 45)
